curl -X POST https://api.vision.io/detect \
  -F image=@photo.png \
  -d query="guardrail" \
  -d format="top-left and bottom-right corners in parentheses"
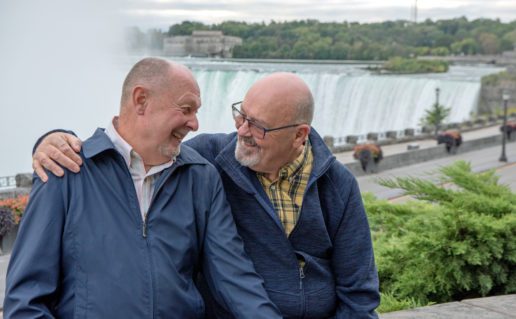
top-left (326, 113), bottom-right (516, 153)
top-left (0, 176), bottom-right (16, 189)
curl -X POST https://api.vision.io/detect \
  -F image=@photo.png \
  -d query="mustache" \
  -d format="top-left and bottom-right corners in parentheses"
top-left (239, 136), bottom-right (257, 146)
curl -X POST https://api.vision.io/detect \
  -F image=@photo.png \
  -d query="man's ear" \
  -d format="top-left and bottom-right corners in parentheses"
top-left (294, 124), bottom-right (311, 147)
top-left (132, 86), bottom-right (147, 115)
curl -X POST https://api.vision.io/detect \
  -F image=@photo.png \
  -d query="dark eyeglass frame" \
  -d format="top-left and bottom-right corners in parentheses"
top-left (231, 101), bottom-right (303, 139)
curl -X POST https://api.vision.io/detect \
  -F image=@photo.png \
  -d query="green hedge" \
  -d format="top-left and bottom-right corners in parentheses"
top-left (365, 161), bottom-right (516, 312)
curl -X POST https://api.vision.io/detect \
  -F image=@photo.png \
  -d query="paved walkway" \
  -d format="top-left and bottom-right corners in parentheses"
top-left (0, 125), bottom-right (514, 318)
top-left (335, 125), bottom-right (502, 166)
top-left (335, 125), bottom-right (516, 197)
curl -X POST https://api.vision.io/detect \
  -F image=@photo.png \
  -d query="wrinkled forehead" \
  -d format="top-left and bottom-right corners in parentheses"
top-left (176, 91), bottom-right (201, 108)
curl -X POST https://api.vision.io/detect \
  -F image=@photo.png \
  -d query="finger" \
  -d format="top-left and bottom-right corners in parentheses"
top-left (35, 150), bottom-right (65, 177)
top-left (57, 137), bottom-right (82, 168)
top-left (65, 135), bottom-right (83, 158)
top-left (32, 158), bottom-right (49, 182)
top-left (49, 144), bottom-right (81, 173)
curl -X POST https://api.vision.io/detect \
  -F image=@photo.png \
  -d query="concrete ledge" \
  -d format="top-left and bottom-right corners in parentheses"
top-left (346, 134), bottom-right (513, 177)
top-left (379, 294), bottom-right (516, 319)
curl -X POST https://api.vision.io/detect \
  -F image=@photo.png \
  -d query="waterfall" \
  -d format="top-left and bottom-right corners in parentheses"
top-left (0, 56), bottom-right (503, 177)
top-left (191, 63), bottom-right (501, 139)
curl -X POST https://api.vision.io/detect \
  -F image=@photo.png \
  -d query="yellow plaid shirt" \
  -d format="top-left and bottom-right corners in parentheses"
top-left (258, 141), bottom-right (313, 237)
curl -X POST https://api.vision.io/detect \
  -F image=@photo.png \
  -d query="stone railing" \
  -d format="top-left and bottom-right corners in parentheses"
top-left (0, 176), bottom-right (16, 189)
top-left (324, 113), bottom-right (516, 153)
top-left (0, 173), bottom-right (32, 200)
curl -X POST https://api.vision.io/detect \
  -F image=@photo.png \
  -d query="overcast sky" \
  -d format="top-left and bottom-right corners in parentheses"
top-left (123, 0), bottom-right (516, 29)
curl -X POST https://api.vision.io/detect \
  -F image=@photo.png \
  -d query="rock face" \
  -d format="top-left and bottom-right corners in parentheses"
top-left (477, 47), bottom-right (516, 114)
top-left (479, 81), bottom-right (516, 114)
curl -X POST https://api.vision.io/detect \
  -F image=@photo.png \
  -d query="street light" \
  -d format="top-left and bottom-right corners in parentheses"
top-left (499, 91), bottom-right (510, 162)
top-left (435, 87), bottom-right (440, 106)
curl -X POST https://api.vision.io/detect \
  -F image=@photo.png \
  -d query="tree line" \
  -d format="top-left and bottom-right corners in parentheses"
top-left (127, 17), bottom-right (516, 60)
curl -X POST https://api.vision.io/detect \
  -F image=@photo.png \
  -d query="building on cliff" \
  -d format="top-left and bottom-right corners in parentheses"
top-left (163, 31), bottom-right (242, 58)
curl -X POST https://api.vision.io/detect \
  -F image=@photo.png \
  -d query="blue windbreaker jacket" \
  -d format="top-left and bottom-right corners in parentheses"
top-left (4, 128), bottom-right (282, 319)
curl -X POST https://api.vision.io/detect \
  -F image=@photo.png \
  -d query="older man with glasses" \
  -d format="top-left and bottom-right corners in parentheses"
top-left (32, 72), bottom-right (380, 318)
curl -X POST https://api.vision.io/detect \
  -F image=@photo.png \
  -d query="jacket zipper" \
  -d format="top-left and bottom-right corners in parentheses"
top-left (299, 266), bottom-right (305, 290)
top-left (142, 212), bottom-right (148, 238)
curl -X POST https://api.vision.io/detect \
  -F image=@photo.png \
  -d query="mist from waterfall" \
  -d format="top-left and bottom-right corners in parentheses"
top-left (0, 0), bottom-right (126, 177)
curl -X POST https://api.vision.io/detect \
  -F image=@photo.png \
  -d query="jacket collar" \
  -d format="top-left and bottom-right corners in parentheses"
top-left (83, 128), bottom-right (208, 166)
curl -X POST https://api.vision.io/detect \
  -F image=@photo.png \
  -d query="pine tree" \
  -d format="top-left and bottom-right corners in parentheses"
top-left (421, 102), bottom-right (451, 137)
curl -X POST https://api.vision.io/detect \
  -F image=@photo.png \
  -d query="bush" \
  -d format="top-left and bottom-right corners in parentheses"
top-left (382, 57), bottom-right (449, 74)
top-left (377, 292), bottom-right (429, 313)
top-left (481, 71), bottom-right (516, 86)
top-left (0, 207), bottom-right (16, 237)
top-left (0, 194), bottom-right (29, 225)
top-left (365, 161), bottom-right (516, 310)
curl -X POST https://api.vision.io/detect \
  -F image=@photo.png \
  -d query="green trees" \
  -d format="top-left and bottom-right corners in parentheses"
top-left (383, 57), bottom-right (449, 74)
top-left (214, 17), bottom-right (516, 60)
top-left (365, 161), bottom-right (516, 311)
top-left (129, 18), bottom-right (516, 59)
top-left (421, 100), bottom-right (452, 137)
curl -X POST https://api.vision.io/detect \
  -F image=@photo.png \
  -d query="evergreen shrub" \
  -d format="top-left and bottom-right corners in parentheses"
top-left (365, 161), bottom-right (516, 310)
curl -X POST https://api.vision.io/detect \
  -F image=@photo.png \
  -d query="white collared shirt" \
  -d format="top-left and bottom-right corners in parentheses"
top-left (105, 117), bottom-right (174, 221)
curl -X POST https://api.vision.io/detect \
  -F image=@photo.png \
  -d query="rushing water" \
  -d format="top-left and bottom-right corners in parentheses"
top-left (0, 57), bottom-right (504, 177)
top-left (189, 62), bottom-right (501, 139)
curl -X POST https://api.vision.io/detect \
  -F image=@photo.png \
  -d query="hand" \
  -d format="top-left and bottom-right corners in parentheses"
top-left (33, 133), bottom-right (83, 182)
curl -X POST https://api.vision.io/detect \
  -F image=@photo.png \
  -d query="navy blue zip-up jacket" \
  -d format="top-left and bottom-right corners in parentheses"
top-left (186, 129), bottom-right (380, 319)
top-left (4, 128), bottom-right (282, 318)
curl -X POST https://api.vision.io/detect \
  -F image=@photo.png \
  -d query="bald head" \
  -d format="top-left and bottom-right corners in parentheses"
top-left (120, 57), bottom-right (196, 108)
top-left (245, 72), bottom-right (314, 125)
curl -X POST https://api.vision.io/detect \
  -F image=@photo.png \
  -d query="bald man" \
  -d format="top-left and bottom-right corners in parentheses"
top-left (4, 58), bottom-right (281, 318)
top-left (32, 72), bottom-right (380, 318)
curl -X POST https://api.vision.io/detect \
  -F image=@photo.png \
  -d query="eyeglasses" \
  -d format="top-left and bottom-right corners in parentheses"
top-left (231, 101), bottom-right (303, 139)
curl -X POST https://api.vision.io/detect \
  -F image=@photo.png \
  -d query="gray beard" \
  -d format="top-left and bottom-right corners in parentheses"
top-left (235, 140), bottom-right (260, 167)
top-left (159, 143), bottom-right (181, 160)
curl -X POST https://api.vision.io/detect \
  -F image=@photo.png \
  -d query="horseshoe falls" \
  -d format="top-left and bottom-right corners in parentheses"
top-left (189, 62), bottom-right (503, 139)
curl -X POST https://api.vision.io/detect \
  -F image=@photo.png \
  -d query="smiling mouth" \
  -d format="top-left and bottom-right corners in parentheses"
top-left (240, 136), bottom-right (257, 147)
top-left (172, 131), bottom-right (187, 141)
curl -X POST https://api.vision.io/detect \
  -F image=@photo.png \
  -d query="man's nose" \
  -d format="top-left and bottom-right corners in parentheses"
top-left (187, 114), bottom-right (199, 132)
top-left (237, 119), bottom-right (252, 136)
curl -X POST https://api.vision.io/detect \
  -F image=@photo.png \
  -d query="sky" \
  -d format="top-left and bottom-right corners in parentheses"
top-left (123, 0), bottom-right (516, 30)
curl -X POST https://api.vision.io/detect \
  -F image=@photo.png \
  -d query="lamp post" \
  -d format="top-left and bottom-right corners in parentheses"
top-left (499, 91), bottom-right (510, 162)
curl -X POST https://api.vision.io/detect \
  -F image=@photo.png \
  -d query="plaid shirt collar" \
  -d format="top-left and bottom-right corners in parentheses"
top-left (258, 140), bottom-right (311, 183)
